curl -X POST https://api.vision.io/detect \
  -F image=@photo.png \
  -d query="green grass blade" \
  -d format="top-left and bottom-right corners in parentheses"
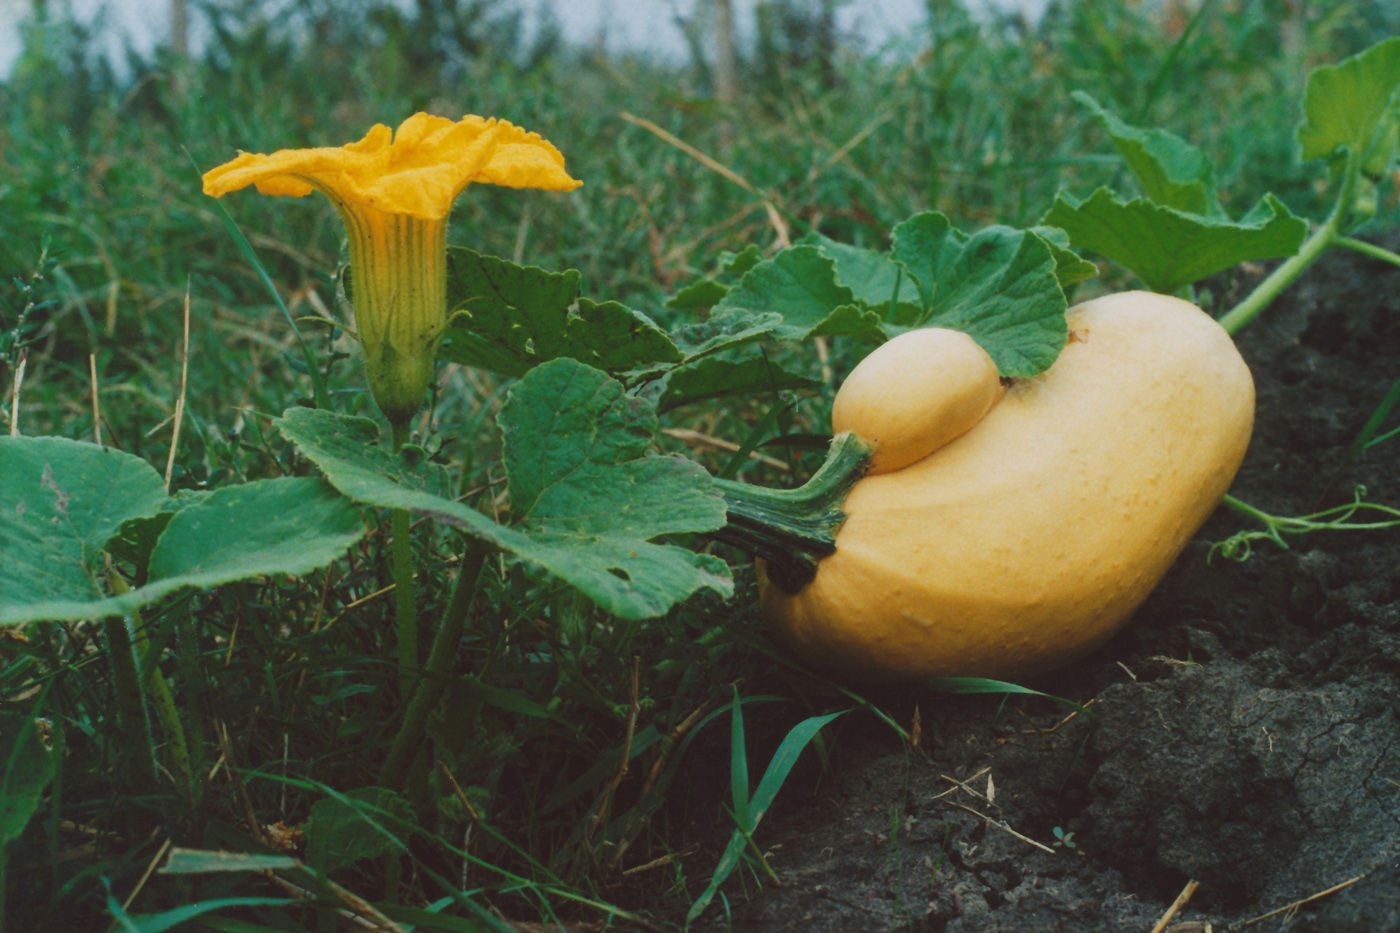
top-left (378, 904), bottom-right (503, 932)
top-left (1350, 374), bottom-right (1400, 458)
top-left (925, 677), bottom-right (1095, 717)
top-left (685, 830), bottom-right (748, 927)
top-left (747, 709), bottom-right (848, 825)
top-left (728, 686), bottom-right (751, 829)
top-left (205, 195), bottom-right (331, 412)
top-left (107, 896), bottom-right (297, 933)
top-left (718, 398), bottom-right (795, 481)
top-left (199, 920), bottom-right (307, 933)
top-left (689, 706), bottom-right (848, 926)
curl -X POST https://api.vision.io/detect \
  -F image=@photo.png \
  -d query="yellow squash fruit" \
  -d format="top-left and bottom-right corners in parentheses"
top-left (759, 291), bottom-right (1255, 682)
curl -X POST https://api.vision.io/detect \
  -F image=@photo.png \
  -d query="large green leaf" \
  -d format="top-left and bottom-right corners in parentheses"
top-left (144, 479), bottom-right (365, 591)
top-left (625, 309), bottom-right (784, 386)
top-left (567, 299), bottom-right (685, 372)
top-left (0, 439), bottom-right (365, 626)
top-left (1031, 226), bottom-right (1100, 289)
top-left (441, 248), bottom-right (582, 377)
top-left (801, 232), bottom-right (922, 308)
top-left (889, 213), bottom-right (1069, 377)
top-left (0, 438), bottom-right (168, 613)
top-left (712, 216), bottom-right (1070, 378)
top-left (665, 277), bottom-right (730, 311)
top-left (276, 360), bottom-right (732, 619)
top-left (664, 244), bottom-right (764, 310)
top-left (667, 309), bottom-right (784, 359)
top-left (442, 248), bottom-right (682, 378)
top-left (1042, 188), bottom-right (1308, 295)
top-left (1073, 91), bottom-right (1223, 217)
top-left (714, 245), bottom-right (877, 341)
top-left (1297, 37), bottom-right (1400, 166)
top-left (104, 492), bottom-right (211, 573)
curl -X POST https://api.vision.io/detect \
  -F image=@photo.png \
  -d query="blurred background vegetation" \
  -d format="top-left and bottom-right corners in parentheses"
top-left (1, 0), bottom-right (1397, 929)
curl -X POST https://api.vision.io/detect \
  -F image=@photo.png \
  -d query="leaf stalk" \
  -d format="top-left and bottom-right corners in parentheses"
top-left (1217, 150), bottom-right (1360, 335)
top-left (379, 543), bottom-right (489, 789)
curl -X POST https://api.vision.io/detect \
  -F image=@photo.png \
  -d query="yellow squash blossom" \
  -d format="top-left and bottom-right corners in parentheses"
top-left (203, 113), bottom-right (582, 425)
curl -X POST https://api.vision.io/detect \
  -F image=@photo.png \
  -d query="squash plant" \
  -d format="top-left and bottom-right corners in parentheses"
top-left (5, 38), bottom-right (1400, 681)
top-left (2, 37), bottom-right (1400, 927)
top-left (5, 38), bottom-right (1400, 671)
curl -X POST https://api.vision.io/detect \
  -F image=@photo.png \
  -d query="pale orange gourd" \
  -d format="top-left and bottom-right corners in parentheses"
top-left (759, 291), bottom-right (1255, 682)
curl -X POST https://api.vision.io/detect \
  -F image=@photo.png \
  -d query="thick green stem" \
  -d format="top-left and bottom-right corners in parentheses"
top-left (145, 668), bottom-right (195, 805)
top-left (1217, 151), bottom-right (1359, 335)
top-left (706, 432), bottom-right (873, 594)
top-left (103, 616), bottom-right (158, 788)
top-left (390, 422), bottom-right (418, 696)
top-left (173, 614), bottom-right (209, 807)
top-left (111, 573), bottom-right (197, 809)
top-left (379, 543), bottom-right (489, 789)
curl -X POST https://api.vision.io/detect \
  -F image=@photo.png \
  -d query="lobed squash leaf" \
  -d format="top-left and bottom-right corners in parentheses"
top-left (713, 245), bottom-right (879, 341)
top-left (1072, 91), bottom-right (1224, 218)
top-left (0, 438), bottom-right (364, 626)
top-left (800, 231), bottom-right (921, 308)
top-left (1031, 226), bottom-right (1100, 289)
top-left (1042, 187), bottom-right (1307, 295)
top-left (657, 352), bottom-right (820, 414)
top-left (1296, 36), bottom-right (1400, 169)
top-left (442, 247), bottom-right (683, 378)
top-left (666, 244), bottom-right (765, 310)
top-left (709, 214), bottom-right (1073, 378)
top-left (0, 438), bottom-right (167, 616)
top-left (1050, 93), bottom-right (1328, 293)
top-left (626, 308), bottom-right (784, 387)
top-left (276, 359), bottom-right (733, 620)
top-left (444, 246), bottom-right (788, 393)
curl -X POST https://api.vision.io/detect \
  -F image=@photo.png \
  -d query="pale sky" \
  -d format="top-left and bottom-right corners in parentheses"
top-left (0, 0), bottom-right (1051, 78)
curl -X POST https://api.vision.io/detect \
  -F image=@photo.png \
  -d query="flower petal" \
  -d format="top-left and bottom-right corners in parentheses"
top-left (476, 119), bottom-right (582, 191)
top-left (202, 113), bottom-right (581, 219)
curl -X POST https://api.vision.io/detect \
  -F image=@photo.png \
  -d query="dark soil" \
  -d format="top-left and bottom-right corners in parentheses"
top-left (670, 234), bottom-right (1400, 932)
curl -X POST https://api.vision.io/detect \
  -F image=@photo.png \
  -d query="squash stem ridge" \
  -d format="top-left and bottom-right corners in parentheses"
top-left (707, 432), bottom-right (874, 594)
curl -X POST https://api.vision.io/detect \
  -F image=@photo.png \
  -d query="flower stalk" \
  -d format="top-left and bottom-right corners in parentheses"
top-left (390, 423), bottom-right (418, 694)
top-left (380, 542), bottom-right (490, 789)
